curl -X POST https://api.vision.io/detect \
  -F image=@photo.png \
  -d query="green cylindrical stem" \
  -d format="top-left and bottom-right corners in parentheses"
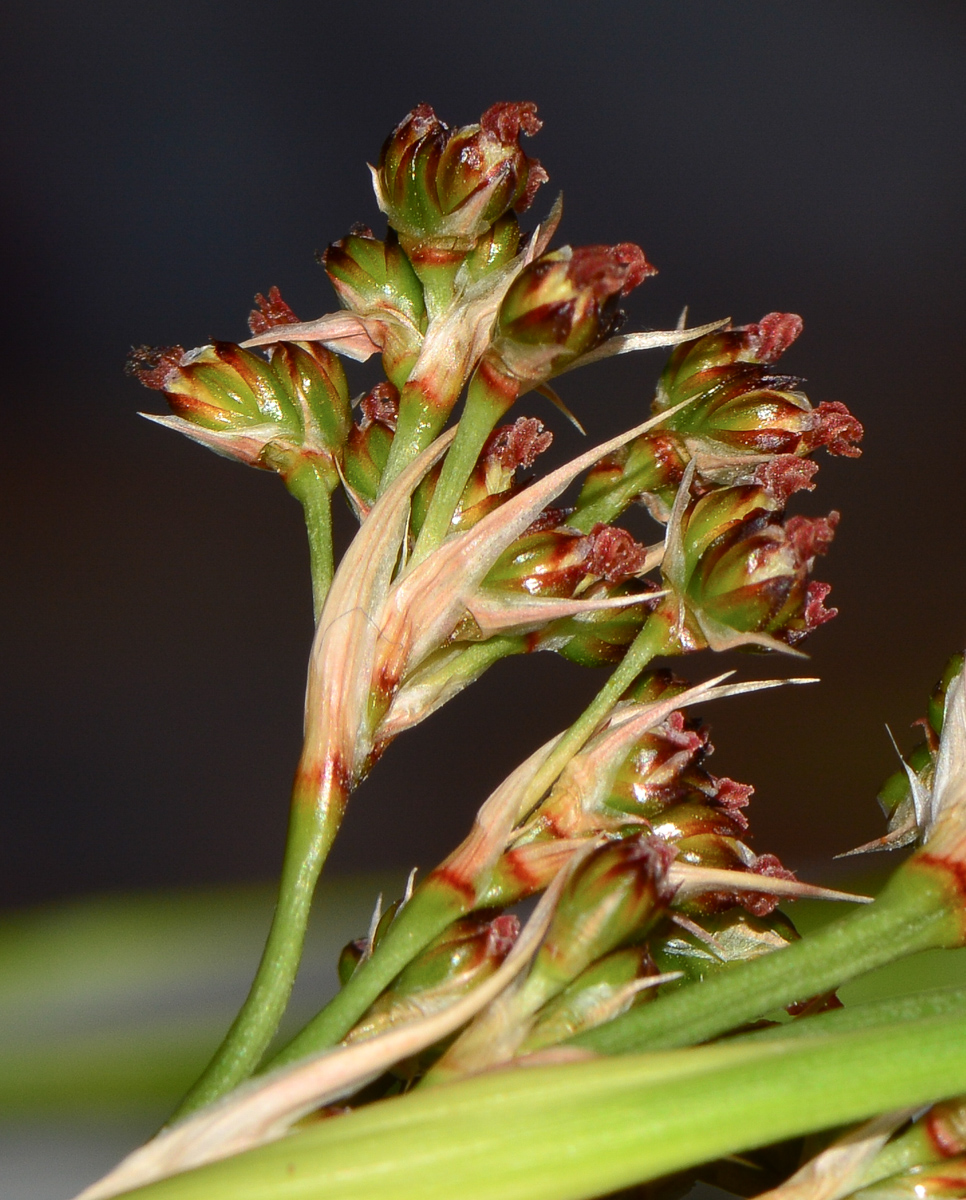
top-left (412, 366), bottom-right (519, 562)
top-left (114, 1012), bottom-right (966, 1200)
top-left (284, 459), bottom-right (336, 621)
top-left (170, 777), bottom-right (347, 1119)
top-left (569, 457), bottom-right (669, 532)
top-left (267, 878), bottom-right (466, 1066)
top-left (380, 383), bottom-right (449, 490)
top-left (514, 609), bottom-right (674, 823)
top-left (576, 858), bottom-right (965, 1056)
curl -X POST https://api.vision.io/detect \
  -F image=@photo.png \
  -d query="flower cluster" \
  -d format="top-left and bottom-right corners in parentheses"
top-left (118, 100), bottom-right (866, 1157)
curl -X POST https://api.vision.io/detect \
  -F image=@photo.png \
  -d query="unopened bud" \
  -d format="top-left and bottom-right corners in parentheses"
top-left (667, 483), bottom-right (839, 650)
top-left (345, 912), bottom-right (519, 1043)
top-left (521, 944), bottom-right (656, 1051)
top-left (654, 313), bottom-right (863, 462)
top-left (650, 908), bottom-right (799, 987)
top-left (343, 382), bottom-right (400, 511)
top-left (321, 230), bottom-right (426, 387)
top-left (373, 102), bottom-right (546, 253)
top-left (489, 243), bottom-right (656, 384)
top-left (485, 521), bottom-right (650, 599)
top-left (520, 836), bottom-right (676, 1011)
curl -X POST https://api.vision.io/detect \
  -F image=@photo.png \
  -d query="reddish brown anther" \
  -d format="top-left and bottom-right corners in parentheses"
top-left (801, 581), bottom-right (838, 630)
top-left (486, 913), bottom-right (521, 958)
top-left (742, 854), bottom-right (798, 917)
top-left (569, 244), bottom-right (657, 298)
top-left (125, 344), bottom-right (185, 390)
top-left (753, 455), bottom-right (819, 504)
top-left (584, 524), bottom-right (650, 582)
top-left (487, 417), bottom-right (553, 473)
top-left (786, 511), bottom-right (840, 561)
top-left (806, 401), bottom-right (864, 458)
top-left (248, 286), bottom-right (300, 336)
top-left (360, 382), bottom-right (400, 430)
top-left (712, 776), bottom-right (754, 816)
top-left (742, 312), bottom-right (804, 363)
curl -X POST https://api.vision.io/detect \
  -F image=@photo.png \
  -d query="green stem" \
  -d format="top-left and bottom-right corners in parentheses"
top-left (576, 856), bottom-right (966, 1056)
top-left (411, 365), bottom-right (519, 564)
top-left (267, 877), bottom-right (465, 1066)
top-left (263, 617), bottom-right (668, 1070)
top-left (515, 608), bottom-right (674, 821)
top-left (568, 457), bottom-right (668, 533)
top-left (116, 1012), bottom-right (966, 1200)
top-left (170, 777), bottom-right (348, 1119)
top-left (284, 459), bottom-right (336, 621)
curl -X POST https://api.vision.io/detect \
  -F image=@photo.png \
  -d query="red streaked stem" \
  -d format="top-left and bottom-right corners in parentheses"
top-left (170, 762), bottom-right (349, 1120)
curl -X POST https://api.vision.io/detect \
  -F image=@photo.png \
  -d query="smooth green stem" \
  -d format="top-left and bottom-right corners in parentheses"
top-left (576, 857), bottom-right (965, 1056)
top-left (516, 609), bottom-right (674, 821)
top-left (733, 984), bottom-right (966, 1045)
top-left (568, 458), bottom-right (667, 533)
top-left (268, 878), bottom-right (465, 1066)
top-left (284, 460), bottom-right (336, 621)
top-left (412, 368), bottom-right (519, 564)
top-left (380, 383), bottom-right (450, 491)
top-left (116, 1013), bottom-right (966, 1200)
top-left (170, 784), bottom-right (347, 1119)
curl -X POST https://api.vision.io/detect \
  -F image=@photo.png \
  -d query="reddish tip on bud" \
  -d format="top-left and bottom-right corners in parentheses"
top-left (752, 455), bottom-right (819, 504)
top-left (126, 344), bottom-right (186, 392)
top-left (805, 401), bottom-right (864, 458)
top-left (359, 381), bottom-right (401, 431)
top-left (584, 524), bottom-right (650, 582)
top-left (491, 243), bottom-right (655, 383)
top-left (374, 101), bottom-right (546, 250)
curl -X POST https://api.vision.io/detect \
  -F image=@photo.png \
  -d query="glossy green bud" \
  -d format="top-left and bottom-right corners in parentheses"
top-left (344, 912), bottom-right (519, 1044)
top-left (490, 243), bottom-right (655, 384)
top-left (343, 383), bottom-right (399, 512)
top-left (649, 908), bottom-right (799, 990)
top-left (521, 944), bottom-right (655, 1051)
top-left (668, 483), bottom-right (840, 650)
top-left (374, 102), bottom-right (546, 251)
top-left (653, 313), bottom-right (863, 462)
top-left (321, 228), bottom-right (426, 387)
top-left (519, 836), bottom-right (675, 1013)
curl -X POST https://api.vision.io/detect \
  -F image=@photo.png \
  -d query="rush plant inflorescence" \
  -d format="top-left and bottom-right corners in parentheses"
top-left (76, 103), bottom-right (966, 1200)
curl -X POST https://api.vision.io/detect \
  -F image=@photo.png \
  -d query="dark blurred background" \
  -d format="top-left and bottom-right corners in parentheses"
top-left (3, 0), bottom-right (966, 909)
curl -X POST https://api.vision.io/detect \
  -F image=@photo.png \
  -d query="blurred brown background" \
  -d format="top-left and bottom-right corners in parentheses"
top-left (3, 0), bottom-right (966, 908)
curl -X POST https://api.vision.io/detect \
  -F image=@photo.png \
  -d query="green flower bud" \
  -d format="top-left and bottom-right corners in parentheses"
top-left (667, 481), bottom-right (840, 650)
top-left (342, 383), bottom-right (400, 513)
top-left (373, 102), bottom-right (546, 252)
top-left (410, 417), bottom-right (553, 538)
top-left (489, 243), bottom-right (656, 384)
top-left (653, 312), bottom-right (863, 461)
top-left (521, 944), bottom-right (656, 1051)
top-left (344, 912), bottom-right (519, 1044)
top-left (573, 429), bottom-right (689, 530)
top-left (129, 289), bottom-right (352, 474)
top-left (459, 212), bottom-right (522, 285)
top-left (320, 228), bottom-right (426, 387)
top-left (519, 836), bottom-right (676, 1011)
top-left (485, 521), bottom-right (651, 599)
